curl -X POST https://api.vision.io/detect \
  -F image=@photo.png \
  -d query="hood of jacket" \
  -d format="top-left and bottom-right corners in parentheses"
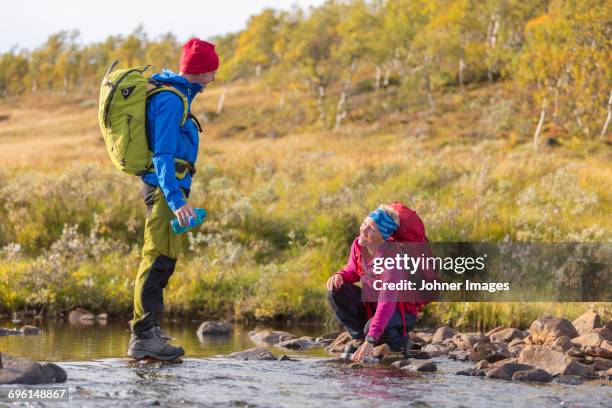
top-left (150, 69), bottom-right (203, 107)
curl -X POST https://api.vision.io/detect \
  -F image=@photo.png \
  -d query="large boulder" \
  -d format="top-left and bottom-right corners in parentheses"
top-left (518, 345), bottom-right (596, 378)
top-left (572, 310), bottom-right (602, 336)
top-left (593, 327), bottom-right (612, 341)
top-left (571, 333), bottom-right (603, 348)
top-left (485, 363), bottom-right (534, 380)
top-left (489, 328), bottom-right (524, 344)
top-left (249, 330), bottom-right (296, 346)
top-left (529, 317), bottom-right (578, 344)
top-left (0, 354), bottom-right (67, 384)
top-left (451, 332), bottom-right (488, 351)
top-left (550, 336), bottom-right (574, 353)
top-left (432, 326), bottom-right (456, 343)
top-left (325, 331), bottom-right (353, 353)
top-left (196, 321), bottom-right (232, 336)
top-left (228, 347), bottom-right (277, 361)
top-left (512, 368), bottom-right (553, 383)
top-left (469, 341), bottom-right (513, 363)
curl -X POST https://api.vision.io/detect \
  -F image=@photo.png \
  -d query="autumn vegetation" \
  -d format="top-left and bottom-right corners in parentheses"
top-left (0, 0), bottom-right (610, 329)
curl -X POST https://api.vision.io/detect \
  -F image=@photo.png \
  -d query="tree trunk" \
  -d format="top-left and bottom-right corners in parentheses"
top-left (255, 64), bottom-right (261, 79)
top-left (423, 56), bottom-right (435, 110)
top-left (334, 91), bottom-right (347, 131)
top-left (317, 85), bottom-right (326, 127)
top-left (533, 96), bottom-right (547, 151)
top-left (600, 89), bottom-right (612, 139)
top-left (383, 68), bottom-right (391, 88)
top-left (458, 57), bottom-right (465, 89)
top-left (375, 65), bottom-right (382, 91)
top-left (216, 86), bottom-right (228, 115)
top-left (486, 13), bottom-right (500, 83)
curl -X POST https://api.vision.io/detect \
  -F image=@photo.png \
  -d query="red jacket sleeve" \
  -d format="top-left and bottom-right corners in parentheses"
top-left (336, 238), bottom-right (362, 284)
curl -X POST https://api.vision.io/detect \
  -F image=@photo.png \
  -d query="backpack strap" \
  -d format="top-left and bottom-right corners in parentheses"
top-left (146, 84), bottom-right (189, 126)
top-left (188, 113), bottom-right (203, 133)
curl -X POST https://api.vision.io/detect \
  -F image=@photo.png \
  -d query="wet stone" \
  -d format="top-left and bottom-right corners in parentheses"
top-left (196, 321), bottom-right (232, 336)
top-left (512, 368), bottom-right (553, 383)
top-left (228, 347), bottom-right (277, 361)
top-left (456, 368), bottom-right (485, 377)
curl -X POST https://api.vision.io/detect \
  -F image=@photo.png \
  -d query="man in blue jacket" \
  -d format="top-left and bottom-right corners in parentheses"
top-left (127, 38), bottom-right (218, 360)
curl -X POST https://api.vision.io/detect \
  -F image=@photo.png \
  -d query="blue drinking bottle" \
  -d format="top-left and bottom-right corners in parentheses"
top-left (171, 208), bottom-right (207, 234)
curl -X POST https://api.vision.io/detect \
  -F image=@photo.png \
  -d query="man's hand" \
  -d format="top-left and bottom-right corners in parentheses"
top-left (326, 274), bottom-right (344, 291)
top-left (174, 202), bottom-right (197, 227)
top-left (351, 341), bottom-right (374, 362)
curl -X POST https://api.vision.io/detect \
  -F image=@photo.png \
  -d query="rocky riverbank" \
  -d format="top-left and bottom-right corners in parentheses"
top-left (222, 309), bottom-right (611, 384)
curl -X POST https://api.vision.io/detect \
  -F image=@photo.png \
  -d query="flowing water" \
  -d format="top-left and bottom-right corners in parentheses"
top-left (1, 319), bottom-right (611, 407)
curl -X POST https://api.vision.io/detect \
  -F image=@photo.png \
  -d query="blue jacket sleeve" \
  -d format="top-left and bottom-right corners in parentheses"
top-left (149, 93), bottom-right (186, 212)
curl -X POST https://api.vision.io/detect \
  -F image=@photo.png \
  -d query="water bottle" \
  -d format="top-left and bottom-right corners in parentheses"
top-left (171, 208), bottom-right (207, 234)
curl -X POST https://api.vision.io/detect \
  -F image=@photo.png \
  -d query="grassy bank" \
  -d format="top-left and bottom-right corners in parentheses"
top-left (0, 81), bottom-right (610, 330)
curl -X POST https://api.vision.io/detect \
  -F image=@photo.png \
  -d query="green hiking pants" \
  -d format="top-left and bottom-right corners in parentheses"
top-left (130, 182), bottom-right (188, 335)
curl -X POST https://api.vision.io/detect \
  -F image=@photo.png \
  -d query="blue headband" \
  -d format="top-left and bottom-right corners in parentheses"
top-left (368, 208), bottom-right (399, 240)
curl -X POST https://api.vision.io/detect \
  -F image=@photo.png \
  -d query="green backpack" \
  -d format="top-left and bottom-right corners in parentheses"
top-left (98, 60), bottom-right (189, 176)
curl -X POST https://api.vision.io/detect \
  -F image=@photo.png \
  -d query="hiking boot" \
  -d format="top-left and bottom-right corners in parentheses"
top-left (343, 338), bottom-right (364, 354)
top-left (127, 327), bottom-right (185, 361)
top-left (154, 325), bottom-right (172, 342)
top-left (401, 337), bottom-right (414, 359)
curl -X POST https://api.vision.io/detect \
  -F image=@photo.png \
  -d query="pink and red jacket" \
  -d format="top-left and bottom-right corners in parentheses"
top-left (335, 202), bottom-right (430, 340)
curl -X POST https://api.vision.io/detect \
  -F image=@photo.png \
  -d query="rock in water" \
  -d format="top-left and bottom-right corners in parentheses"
top-left (411, 332), bottom-right (434, 344)
top-left (529, 317), bottom-right (578, 344)
top-left (130, 357), bottom-right (183, 366)
top-left (19, 325), bottom-right (41, 335)
top-left (68, 308), bottom-right (96, 326)
top-left (512, 368), bottom-right (553, 383)
top-left (400, 359), bottom-right (437, 372)
top-left (228, 347), bottom-right (277, 361)
top-left (432, 326), bottom-right (456, 343)
top-left (196, 321), bottom-right (232, 336)
top-left (572, 310), bottom-right (602, 336)
top-left (571, 333), bottom-right (604, 348)
top-left (372, 344), bottom-right (391, 358)
top-left (0, 353), bottom-right (67, 384)
top-left (248, 330), bottom-right (296, 346)
top-left (451, 332), bottom-right (488, 351)
top-left (554, 375), bottom-right (584, 385)
top-left (518, 345), bottom-right (596, 378)
top-left (469, 341), bottom-right (513, 363)
top-left (325, 331), bottom-right (353, 353)
top-left (489, 328), bottom-right (524, 343)
top-left (456, 368), bottom-right (485, 377)
top-left (485, 363), bottom-right (534, 380)
top-left (550, 336), bottom-right (574, 352)
top-left (275, 337), bottom-right (315, 350)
